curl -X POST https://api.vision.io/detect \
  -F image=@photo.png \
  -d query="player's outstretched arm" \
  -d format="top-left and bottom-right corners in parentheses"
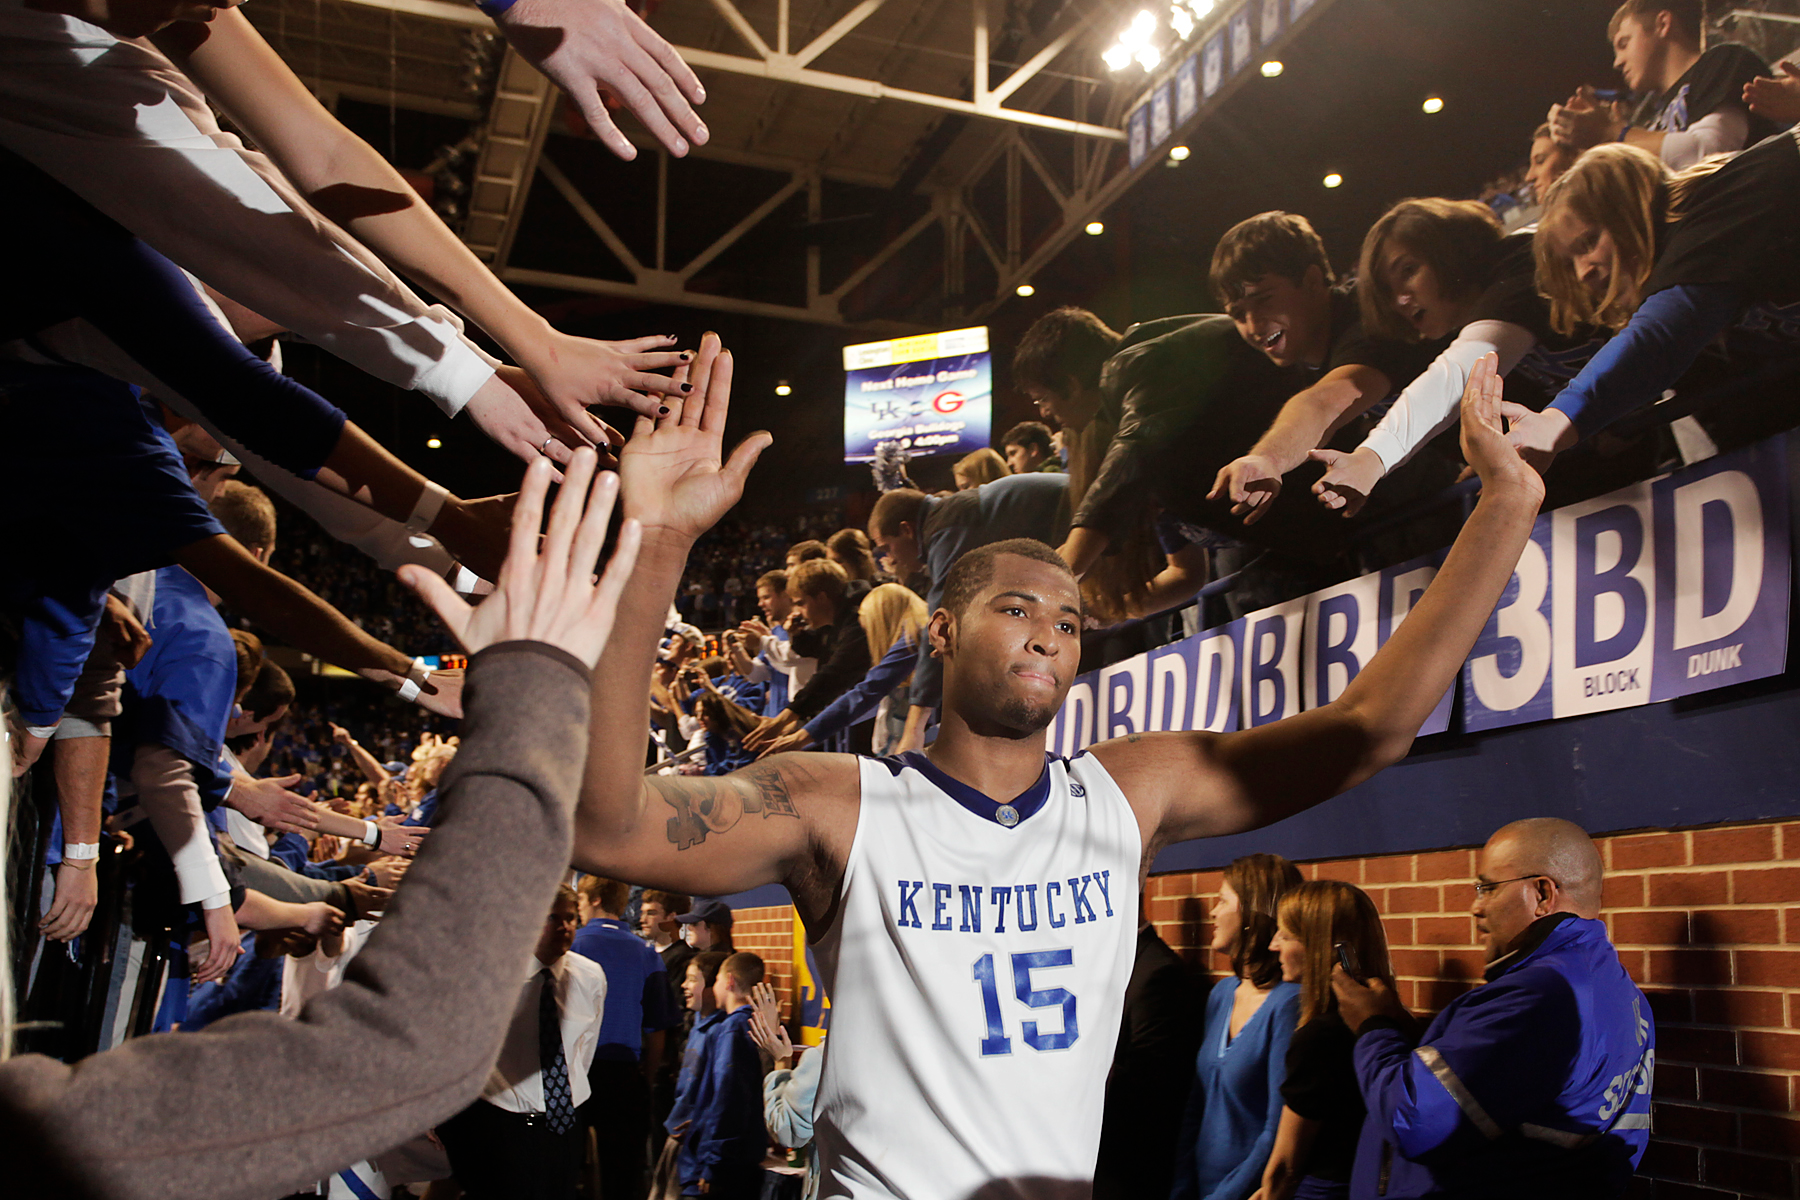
top-left (567, 335), bottom-right (834, 897)
top-left (1099, 354), bottom-right (1544, 847)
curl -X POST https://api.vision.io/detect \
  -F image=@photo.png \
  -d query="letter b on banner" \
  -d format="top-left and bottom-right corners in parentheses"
top-left (1554, 485), bottom-right (1655, 717)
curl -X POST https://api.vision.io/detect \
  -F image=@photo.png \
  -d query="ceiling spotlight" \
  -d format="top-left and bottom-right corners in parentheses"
top-left (1260, 60), bottom-right (1283, 77)
top-left (1016, 283), bottom-right (1036, 297)
top-left (426, 436), bottom-right (442, 449)
top-left (1322, 172), bottom-right (1343, 189)
top-left (775, 381), bottom-right (792, 396)
top-left (1168, 144), bottom-right (1191, 161)
top-left (1422, 96), bottom-right (1444, 114)
top-left (1085, 221), bottom-right (1106, 236)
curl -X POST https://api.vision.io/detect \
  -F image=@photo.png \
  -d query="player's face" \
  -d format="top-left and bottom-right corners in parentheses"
top-left (757, 585), bottom-right (793, 623)
top-left (1542, 208), bottom-right (1623, 305)
top-left (1380, 241), bottom-right (1463, 341)
top-left (872, 524), bottom-right (921, 578)
top-left (940, 556), bottom-right (1082, 736)
top-left (1611, 16), bottom-right (1662, 93)
top-left (1208, 881), bottom-right (1242, 955)
top-left (1227, 270), bottom-right (1330, 368)
top-left (1270, 922), bottom-right (1305, 983)
top-left (536, 897), bottom-right (579, 964)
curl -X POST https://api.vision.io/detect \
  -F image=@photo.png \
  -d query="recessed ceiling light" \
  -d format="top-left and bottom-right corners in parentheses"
top-left (775, 382), bottom-right (792, 396)
top-left (1260, 60), bottom-right (1283, 77)
top-left (1168, 145), bottom-right (1191, 161)
top-left (1322, 172), bottom-right (1343, 189)
top-left (1085, 221), bottom-right (1105, 236)
top-left (1422, 96), bottom-right (1444, 114)
top-left (426, 436), bottom-right (442, 449)
top-left (1016, 283), bottom-right (1036, 297)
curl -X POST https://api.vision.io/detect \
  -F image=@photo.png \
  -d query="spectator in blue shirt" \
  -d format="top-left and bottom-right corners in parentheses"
top-left (677, 952), bottom-right (770, 1199)
top-left (573, 874), bottom-right (682, 1200)
top-left (1172, 854), bottom-right (1304, 1200)
top-left (654, 949), bottom-right (727, 1196)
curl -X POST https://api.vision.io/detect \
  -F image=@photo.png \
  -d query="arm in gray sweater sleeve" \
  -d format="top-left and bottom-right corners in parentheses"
top-left (0, 640), bottom-right (593, 1200)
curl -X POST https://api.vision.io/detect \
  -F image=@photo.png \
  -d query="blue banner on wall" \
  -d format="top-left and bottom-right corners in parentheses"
top-left (1048, 433), bottom-right (1791, 781)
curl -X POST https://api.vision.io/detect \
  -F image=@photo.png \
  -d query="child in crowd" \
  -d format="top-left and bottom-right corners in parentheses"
top-left (676, 952), bottom-right (771, 1199)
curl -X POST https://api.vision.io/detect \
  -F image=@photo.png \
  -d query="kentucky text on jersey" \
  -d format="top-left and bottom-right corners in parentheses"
top-left (892, 872), bottom-right (1119, 932)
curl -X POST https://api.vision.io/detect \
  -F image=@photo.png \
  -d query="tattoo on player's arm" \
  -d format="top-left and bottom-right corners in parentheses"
top-left (653, 763), bottom-right (798, 850)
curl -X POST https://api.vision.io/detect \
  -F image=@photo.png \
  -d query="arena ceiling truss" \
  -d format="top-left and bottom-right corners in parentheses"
top-left (248, 0), bottom-right (1341, 330)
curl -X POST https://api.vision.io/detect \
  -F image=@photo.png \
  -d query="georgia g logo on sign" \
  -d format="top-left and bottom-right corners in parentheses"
top-left (932, 390), bottom-right (965, 414)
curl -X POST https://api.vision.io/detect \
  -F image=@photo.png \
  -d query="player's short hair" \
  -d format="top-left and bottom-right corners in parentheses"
top-left (721, 950), bottom-right (766, 991)
top-left (789, 558), bottom-right (849, 602)
top-left (211, 480), bottom-right (278, 554)
top-left (756, 570), bottom-right (789, 594)
top-left (643, 889), bottom-right (691, 916)
top-left (1001, 421), bottom-right (1054, 456)
top-left (1012, 307), bottom-right (1123, 397)
top-left (242, 659), bottom-right (294, 723)
top-left (1609, 1), bottom-right (1705, 45)
top-left (938, 539), bottom-right (1076, 621)
top-left (787, 540), bottom-right (828, 563)
top-left (1210, 211), bottom-right (1335, 305)
top-left (869, 488), bottom-right (929, 540)
top-left (552, 883), bottom-right (579, 910)
top-left (577, 875), bottom-right (631, 915)
top-left (1356, 197), bottom-right (1504, 342)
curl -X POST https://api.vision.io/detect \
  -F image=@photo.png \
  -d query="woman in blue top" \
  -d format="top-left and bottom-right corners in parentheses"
top-left (1171, 854), bottom-right (1303, 1200)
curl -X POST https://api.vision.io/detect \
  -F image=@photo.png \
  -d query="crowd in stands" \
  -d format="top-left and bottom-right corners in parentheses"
top-left (0, 1), bottom-right (1793, 1198)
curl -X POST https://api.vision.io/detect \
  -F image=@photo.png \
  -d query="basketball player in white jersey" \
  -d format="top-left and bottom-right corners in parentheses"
top-left (441, 337), bottom-right (1541, 1200)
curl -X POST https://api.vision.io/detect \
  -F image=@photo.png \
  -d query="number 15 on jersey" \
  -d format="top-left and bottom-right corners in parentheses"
top-left (972, 950), bottom-right (1080, 1056)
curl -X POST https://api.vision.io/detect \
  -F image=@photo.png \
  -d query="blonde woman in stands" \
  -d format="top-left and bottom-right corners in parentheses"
top-left (1255, 881), bottom-right (1400, 1200)
top-left (953, 447), bottom-right (1010, 490)
top-left (1505, 131), bottom-right (1800, 473)
top-left (745, 582), bottom-right (929, 757)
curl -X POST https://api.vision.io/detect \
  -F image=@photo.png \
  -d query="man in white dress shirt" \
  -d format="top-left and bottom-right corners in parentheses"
top-left (435, 885), bottom-right (607, 1200)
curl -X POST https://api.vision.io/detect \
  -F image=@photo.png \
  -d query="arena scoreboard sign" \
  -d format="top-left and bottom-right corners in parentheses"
top-left (842, 326), bottom-right (992, 463)
top-left (1049, 434), bottom-right (1791, 752)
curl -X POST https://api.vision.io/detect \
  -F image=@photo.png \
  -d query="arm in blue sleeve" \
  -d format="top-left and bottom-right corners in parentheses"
top-left (1354, 977), bottom-right (1578, 1164)
top-left (1548, 284), bottom-right (1745, 438)
top-left (804, 634), bottom-right (917, 741)
top-left (1210, 992), bottom-right (1299, 1199)
top-left (13, 584), bottom-right (108, 728)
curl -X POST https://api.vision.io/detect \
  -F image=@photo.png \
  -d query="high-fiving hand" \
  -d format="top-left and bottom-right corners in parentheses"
top-left (402, 447), bottom-right (643, 670)
top-left (1461, 352), bottom-right (1546, 507)
top-left (619, 332), bottom-right (771, 544)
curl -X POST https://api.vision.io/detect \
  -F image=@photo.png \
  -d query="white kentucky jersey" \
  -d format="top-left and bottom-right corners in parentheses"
top-left (812, 751), bottom-right (1143, 1200)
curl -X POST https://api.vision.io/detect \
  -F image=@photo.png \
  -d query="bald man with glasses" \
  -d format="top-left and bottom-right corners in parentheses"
top-left (1332, 818), bottom-right (1654, 1199)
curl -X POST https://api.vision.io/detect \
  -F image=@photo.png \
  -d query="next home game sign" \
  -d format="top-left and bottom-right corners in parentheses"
top-left (843, 326), bottom-right (992, 463)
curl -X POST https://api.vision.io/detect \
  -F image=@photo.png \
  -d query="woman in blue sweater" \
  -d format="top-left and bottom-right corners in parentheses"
top-left (1171, 854), bottom-right (1304, 1200)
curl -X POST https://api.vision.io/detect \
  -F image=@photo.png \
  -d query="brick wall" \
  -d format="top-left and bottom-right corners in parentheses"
top-left (733, 818), bottom-right (1800, 1198)
top-left (731, 904), bottom-right (797, 1016)
top-left (1147, 818), bottom-right (1800, 1200)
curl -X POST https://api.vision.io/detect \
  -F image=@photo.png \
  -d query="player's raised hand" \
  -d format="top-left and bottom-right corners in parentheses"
top-left (620, 331), bottom-right (772, 544)
top-left (401, 446), bottom-right (643, 670)
top-left (1460, 353), bottom-right (1545, 504)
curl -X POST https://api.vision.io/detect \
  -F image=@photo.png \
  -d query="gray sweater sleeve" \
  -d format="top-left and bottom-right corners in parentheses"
top-left (0, 640), bottom-right (593, 1200)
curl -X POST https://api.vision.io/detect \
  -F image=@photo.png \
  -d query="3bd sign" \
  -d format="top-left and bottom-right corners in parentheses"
top-left (1047, 436), bottom-right (1791, 755)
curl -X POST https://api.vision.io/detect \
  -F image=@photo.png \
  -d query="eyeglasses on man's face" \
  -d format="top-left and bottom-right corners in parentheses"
top-left (1472, 874), bottom-right (1548, 898)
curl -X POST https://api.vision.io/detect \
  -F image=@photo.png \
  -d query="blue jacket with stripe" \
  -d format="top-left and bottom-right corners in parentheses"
top-left (1350, 914), bottom-right (1653, 1198)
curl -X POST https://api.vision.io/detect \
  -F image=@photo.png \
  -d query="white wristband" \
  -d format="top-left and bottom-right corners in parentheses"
top-left (405, 481), bottom-right (450, 534)
top-left (396, 657), bottom-right (431, 704)
top-left (362, 820), bottom-right (383, 850)
top-left (63, 842), bottom-right (100, 862)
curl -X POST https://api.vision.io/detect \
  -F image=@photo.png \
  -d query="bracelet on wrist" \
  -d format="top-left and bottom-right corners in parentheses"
top-left (362, 820), bottom-right (383, 850)
top-left (64, 841), bottom-right (101, 863)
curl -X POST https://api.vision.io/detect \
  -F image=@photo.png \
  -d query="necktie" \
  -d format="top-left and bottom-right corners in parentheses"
top-left (538, 968), bottom-right (576, 1134)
